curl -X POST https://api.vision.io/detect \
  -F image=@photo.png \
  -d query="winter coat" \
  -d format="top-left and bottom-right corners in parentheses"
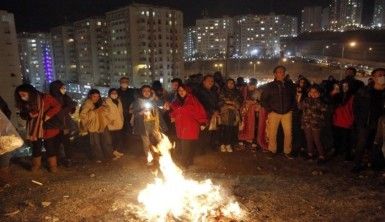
top-left (117, 88), bottom-right (136, 120)
top-left (171, 94), bottom-right (208, 140)
top-left (299, 97), bottom-right (327, 130)
top-left (261, 80), bottom-right (296, 114)
top-left (333, 96), bottom-right (354, 129)
top-left (79, 99), bottom-right (108, 133)
top-left (105, 98), bottom-right (124, 131)
top-left (195, 86), bottom-right (219, 118)
top-left (131, 98), bottom-right (167, 136)
top-left (353, 86), bottom-right (385, 130)
top-left (218, 88), bottom-right (242, 126)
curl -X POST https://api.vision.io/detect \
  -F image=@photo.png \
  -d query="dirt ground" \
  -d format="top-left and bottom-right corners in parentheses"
top-left (1, 136), bottom-right (385, 222)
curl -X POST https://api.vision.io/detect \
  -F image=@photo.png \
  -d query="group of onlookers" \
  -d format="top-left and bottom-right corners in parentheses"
top-left (1, 65), bottom-right (385, 186)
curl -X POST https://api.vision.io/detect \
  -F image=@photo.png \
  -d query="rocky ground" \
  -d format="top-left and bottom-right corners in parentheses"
top-left (1, 136), bottom-right (385, 222)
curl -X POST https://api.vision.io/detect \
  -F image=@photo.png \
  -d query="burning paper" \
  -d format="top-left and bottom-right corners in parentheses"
top-left (137, 133), bottom-right (244, 221)
top-left (0, 135), bottom-right (24, 155)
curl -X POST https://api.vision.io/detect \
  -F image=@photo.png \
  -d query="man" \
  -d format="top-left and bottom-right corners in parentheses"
top-left (353, 68), bottom-right (385, 173)
top-left (195, 74), bottom-right (219, 152)
top-left (167, 78), bottom-right (182, 103)
top-left (343, 67), bottom-right (365, 95)
top-left (262, 66), bottom-right (296, 158)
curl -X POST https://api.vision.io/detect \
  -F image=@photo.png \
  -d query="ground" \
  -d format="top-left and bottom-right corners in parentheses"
top-left (1, 136), bottom-right (385, 222)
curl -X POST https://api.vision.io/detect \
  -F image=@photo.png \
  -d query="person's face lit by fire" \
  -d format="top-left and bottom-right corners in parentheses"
top-left (18, 91), bottom-right (29, 101)
top-left (373, 70), bottom-right (385, 86)
top-left (299, 79), bottom-right (305, 88)
top-left (178, 87), bottom-right (187, 98)
top-left (203, 77), bottom-right (214, 90)
top-left (308, 88), bottom-right (320, 99)
top-left (142, 87), bottom-right (152, 99)
top-left (226, 80), bottom-right (235, 90)
top-left (274, 68), bottom-right (286, 82)
top-left (331, 84), bottom-right (340, 96)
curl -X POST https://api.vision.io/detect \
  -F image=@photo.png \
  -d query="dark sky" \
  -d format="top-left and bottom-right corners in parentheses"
top-left (0, 0), bottom-right (374, 32)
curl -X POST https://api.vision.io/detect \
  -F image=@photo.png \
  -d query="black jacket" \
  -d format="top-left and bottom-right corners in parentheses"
top-left (117, 88), bottom-right (137, 117)
top-left (353, 86), bottom-right (385, 129)
top-left (195, 86), bottom-right (219, 118)
top-left (261, 80), bottom-right (296, 114)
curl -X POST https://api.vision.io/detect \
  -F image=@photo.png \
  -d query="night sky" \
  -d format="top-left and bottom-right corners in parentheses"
top-left (0, 0), bottom-right (375, 32)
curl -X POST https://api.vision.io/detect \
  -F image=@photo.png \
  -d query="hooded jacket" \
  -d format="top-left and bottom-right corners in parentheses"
top-left (105, 97), bottom-right (124, 131)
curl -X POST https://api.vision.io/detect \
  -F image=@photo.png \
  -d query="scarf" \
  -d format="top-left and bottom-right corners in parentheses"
top-left (26, 95), bottom-right (45, 141)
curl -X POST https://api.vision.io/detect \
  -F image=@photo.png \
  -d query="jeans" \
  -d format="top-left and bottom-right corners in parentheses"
top-left (220, 125), bottom-right (238, 146)
top-left (89, 129), bottom-right (113, 160)
top-left (267, 111), bottom-right (293, 154)
top-left (304, 128), bottom-right (325, 157)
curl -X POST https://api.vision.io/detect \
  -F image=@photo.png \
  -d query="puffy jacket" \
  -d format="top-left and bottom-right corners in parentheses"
top-left (79, 99), bottom-right (108, 133)
top-left (105, 98), bottom-right (124, 131)
top-left (333, 96), bottom-right (354, 129)
top-left (171, 94), bottom-right (208, 140)
top-left (261, 80), bottom-right (296, 114)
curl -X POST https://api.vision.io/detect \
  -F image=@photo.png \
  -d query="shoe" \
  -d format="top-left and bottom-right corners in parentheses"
top-left (284, 153), bottom-right (294, 160)
top-left (47, 157), bottom-right (58, 173)
top-left (220, 145), bottom-right (226, 152)
top-left (113, 150), bottom-right (123, 158)
top-left (251, 143), bottom-right (258, 148)
top-left (31, 157), bottom-right (41, 173)
top-left (238, 142), bottom-right (244, 146)
top-left (304, 153), bottom-right (314, 161)
top-left (95, 160), bottom-right (102, 164)
top-left (226, 145), bottom-right (233, 153)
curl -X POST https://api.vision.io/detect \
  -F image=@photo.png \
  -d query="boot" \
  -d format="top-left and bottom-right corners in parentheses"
top-left (31, 157), bottom-right (41, 173)
top-left (47, 156), bottom-right (58, 173)
top-left (0, 167), bottom-right (14, 186)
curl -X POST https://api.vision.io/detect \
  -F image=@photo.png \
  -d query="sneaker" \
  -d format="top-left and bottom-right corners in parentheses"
top-left (226, 145), bottom-right (233, 153)
top-left (238, 142), bottom-right (244, 146)
top-left (113, 150), bottom-right (123, 158)
top-left (251, 143), bottom-right (258, 148)
top-left (284, 154), bottom-right (294, 160)
top-left (220, 145), bottom-right (226, 152)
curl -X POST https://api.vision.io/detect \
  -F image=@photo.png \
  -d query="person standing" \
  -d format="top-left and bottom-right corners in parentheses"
top-left (49, 80), bottom-right (77, 167)
top-left (261, 66), bottom-right (296, 158)
top-left (169, 84), bottom-right (207, 168)
top-left (299, 85), bottom-right (328, 164)
top-left (218, 79), bottom-right (242, 152)
top-left (352, 68), bottom-right (385, 172)
top-left (15, 84), bottom-right (62, 173)
top-left (105, 88), bottom-right (125, 160)
top-left (80, 89), bottom-right (113, 162)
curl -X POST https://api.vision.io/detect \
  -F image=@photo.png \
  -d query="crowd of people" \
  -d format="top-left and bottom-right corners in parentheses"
top-left (1, 65), bottom-right (385, 185)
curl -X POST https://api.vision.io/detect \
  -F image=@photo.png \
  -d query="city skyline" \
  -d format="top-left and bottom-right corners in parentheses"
top-left (2, 0), bottom-right (376, 32)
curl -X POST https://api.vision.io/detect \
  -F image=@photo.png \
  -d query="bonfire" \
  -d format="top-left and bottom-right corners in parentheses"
top-left (137, 133), bottom-right (244, 222)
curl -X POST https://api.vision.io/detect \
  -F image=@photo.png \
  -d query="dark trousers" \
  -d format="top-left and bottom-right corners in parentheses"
top-left (333, 126), bottom-right (352, 159)
top-left (293, 111), bottom-right (305, 153)
top-left (200, 128), bottom-right (218, 153)
top-left (220, 125), bottom-right (238, 146)
top-left (180, 140), bottom-right (197, 168)
top-left (32, 135), bottom-right (60, 158)
top-left (89, 130), bottom-right (113, 160)
top-left (58, 130), bottom-right (72, 159)
top-left (109, 129), bottom-right (123, 152)
top-left (304, 128), bottom-right (325, 157)
top-left (354, 128), bottom-right (376, 166)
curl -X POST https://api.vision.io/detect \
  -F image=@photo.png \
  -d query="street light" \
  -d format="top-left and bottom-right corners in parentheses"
top-left (341, 41), bottom-right (357, 59)
top-left (214, 63), bottom-right (223, 72)
top-left (249, 61), bottom-right (261, 76)
top-left (323, 45), bottom-right (330, 57)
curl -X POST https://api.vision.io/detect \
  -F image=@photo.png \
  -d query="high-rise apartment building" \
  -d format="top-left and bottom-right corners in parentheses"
top-left (184, 27), bottom-right (197, 60)
top-left (329, 0), bottom-right (363, 31)
top-left (73, 18), bottom-right (109, 86)
top-left (51, 25), bottom-right (78, 83)
top-left (301, 7), bottom-right (323, 33)
top-left (0, 10), bottom-right (22, 121)
top-left (373, 0), bottom-right (385, 29)
top-left (18, 32), bottom-right (55, 91)
top-left (106, 4), bottom-right (184, 87)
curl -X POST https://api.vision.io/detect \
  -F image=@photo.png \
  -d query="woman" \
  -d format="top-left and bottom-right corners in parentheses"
top-left (15, 84), bottom-right (62, 173)
top-left (170, 84), bottom-right (208, 168)
top-left (218, 79), bottom-right (242, 152)
top-left (80, 89), bottom-right (113, 162)
top-left (131, 85), bottom-right (167, 164)
top-left (105, 88), bottom-right (124, 159)
top-left (49, 80), bottom-right (77, 167)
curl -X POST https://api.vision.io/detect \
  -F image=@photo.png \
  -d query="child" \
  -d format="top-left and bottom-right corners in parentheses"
top-left (299, 84), bottom-right (328, 164)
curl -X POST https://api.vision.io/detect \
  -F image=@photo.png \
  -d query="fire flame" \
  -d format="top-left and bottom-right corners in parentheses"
top-left (138, 133), bottom-right (244, 221)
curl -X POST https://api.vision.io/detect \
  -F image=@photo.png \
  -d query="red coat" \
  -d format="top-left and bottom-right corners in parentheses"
top-left (333, 96), bottom-right (354, 129)
top-left (171, 94), bottom-right (208, 140)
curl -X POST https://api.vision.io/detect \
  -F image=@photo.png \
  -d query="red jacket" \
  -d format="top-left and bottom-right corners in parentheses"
top-left (171, 94), bottom-right (208, 140)
top-left (333, 96), bottom-right (354, 129)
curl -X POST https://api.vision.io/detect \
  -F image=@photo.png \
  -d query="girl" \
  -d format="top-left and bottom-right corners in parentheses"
top-left (80, 89), bottom-right (113, 162)
top-left (105, 88), bottom-right (124, 160)
top-left (170, 84), bottom-right (207, 168)
top-left (218, 79), bottom-right (242, 152)
top-left (15, 84), bottom-right (62, 173)
top-left (131, 85), bottom-right (167, 164)
top-left (299, 85), bottom-right (328, 163)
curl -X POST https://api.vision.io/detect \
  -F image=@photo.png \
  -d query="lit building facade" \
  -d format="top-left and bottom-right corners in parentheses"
top-left (232, 14), bottom-right (297, 58)
top-left (0, 10), bottom-right (22, 121)
top-left (18, 32), bottom-right (55, 91)
top-left (106, 4), bottom-right (184, 87)
top-left (373, 0), bottom-right (385, 29)
top-left (73, 18), bottom-right (109, 86)
top-left (184, 27), bottom-right (197, 60)
top-left (195, 17), bottom-right (233, 59)
top-left (50, 25), bottom-right (78, 83)
top-left (329, 0), bottom-right (363, 31)
top-left (301, 7), bottom-right (323, 33)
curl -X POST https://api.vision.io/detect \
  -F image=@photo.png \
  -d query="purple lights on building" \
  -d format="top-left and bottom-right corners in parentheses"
top-left (43, 44), bottom-right (54, 83)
